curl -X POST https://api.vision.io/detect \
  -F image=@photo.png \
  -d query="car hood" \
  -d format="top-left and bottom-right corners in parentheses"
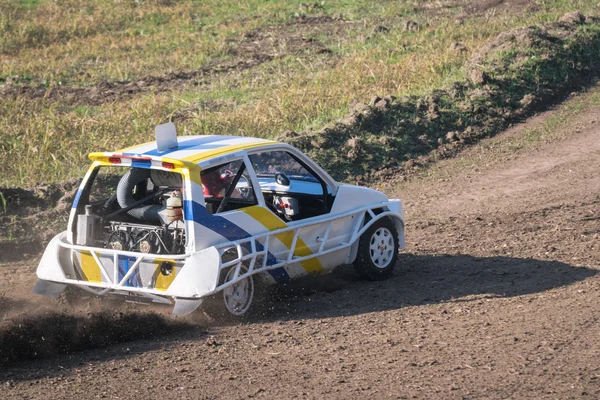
top-left (330, 184), bottom-right (388, 214)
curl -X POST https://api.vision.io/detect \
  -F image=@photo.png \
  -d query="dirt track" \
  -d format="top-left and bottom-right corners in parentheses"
top-left (3, 87), bottom-right (600, 398)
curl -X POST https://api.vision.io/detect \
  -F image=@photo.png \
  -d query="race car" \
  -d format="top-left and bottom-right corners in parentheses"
top-left (34, 123), bottom-right (405, 318)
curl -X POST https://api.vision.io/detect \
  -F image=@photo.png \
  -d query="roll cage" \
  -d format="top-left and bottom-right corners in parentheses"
top-left (199, 145), bottom-right (339, 222)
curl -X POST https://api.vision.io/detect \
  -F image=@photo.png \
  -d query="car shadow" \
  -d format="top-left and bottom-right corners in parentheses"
top-left (259, 253), bottom-right (599, 320)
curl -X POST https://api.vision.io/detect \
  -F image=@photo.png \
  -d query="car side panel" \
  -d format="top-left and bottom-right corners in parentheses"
top-left (239, 206), bottom-right (328, 279)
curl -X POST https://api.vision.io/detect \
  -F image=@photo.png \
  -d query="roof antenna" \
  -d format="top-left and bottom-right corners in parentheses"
top-left (155, 122), bottom-right (178, 153)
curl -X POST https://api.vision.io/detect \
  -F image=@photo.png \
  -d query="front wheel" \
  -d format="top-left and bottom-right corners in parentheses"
top-left (354, 217), bottom-right (399, 281)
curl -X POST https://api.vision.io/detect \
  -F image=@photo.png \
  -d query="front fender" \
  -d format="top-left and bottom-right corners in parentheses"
top-left (387, 199), bottom-right (405, 249)
top-left (347, 201), bottom-right (405, 264)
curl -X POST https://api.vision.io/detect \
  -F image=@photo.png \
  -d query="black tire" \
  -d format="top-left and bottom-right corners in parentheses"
top-left (354, 217), bottom-right (399, 281)
top-left (57, 285), bottom-right (93, 306)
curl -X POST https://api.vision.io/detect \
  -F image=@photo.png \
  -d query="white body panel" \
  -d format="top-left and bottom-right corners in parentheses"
top-left (35, 136), bottom-right (405, 315)
top-left (331, 185), bottom-right (388, 213)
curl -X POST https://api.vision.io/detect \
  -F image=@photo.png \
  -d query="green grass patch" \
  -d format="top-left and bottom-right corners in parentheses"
top-left (288, 14), bottom-right (600, 181)
top-left (2, 1), bottom-right (600, 186)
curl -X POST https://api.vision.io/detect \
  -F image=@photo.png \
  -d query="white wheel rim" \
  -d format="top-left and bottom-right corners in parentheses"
top-left (369, 227), bottom-right (395, 269)
top-left (223, 267), bottom-right (254, 316)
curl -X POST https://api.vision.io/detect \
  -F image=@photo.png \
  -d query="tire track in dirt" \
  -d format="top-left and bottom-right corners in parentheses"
top-left (0, 57), bottom-right (274, 107)
top-left (0, 16), bottom-right (347, 107)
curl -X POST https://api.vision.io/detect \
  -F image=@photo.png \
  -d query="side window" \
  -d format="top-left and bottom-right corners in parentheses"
top-left (248, 150), bottom-right (329, 221)
top-left (201, 159), bottom-right (257, 214)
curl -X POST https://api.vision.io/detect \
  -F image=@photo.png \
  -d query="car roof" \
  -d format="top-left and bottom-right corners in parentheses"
top-left (116, 135), bottom-right (279, 164)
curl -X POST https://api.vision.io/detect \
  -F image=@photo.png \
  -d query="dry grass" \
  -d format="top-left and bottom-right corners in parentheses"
top-left (1, 0), bottom-right (599, 186)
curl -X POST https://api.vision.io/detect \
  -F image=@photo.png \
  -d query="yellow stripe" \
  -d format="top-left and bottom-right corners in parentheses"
top-left (117, 140), bottom-right (155, 153)
top-left (89, 158), bottom-right (111, 167)
top-left (180, 164), bottom-right (203, 187)
top-left (154, 259), bottom-right (177, 291)
top-left (181, 141), bottom-right (277, 164)
top-left (92, 139), bottom-right (277, 165)
top-left (242, 206), bottom-right (324, 274)
top-left (80, 251), bottom-right (102, 283)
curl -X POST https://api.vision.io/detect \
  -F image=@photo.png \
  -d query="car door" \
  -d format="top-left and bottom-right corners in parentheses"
top-left (245, 148), bottom-right (354, 277)
top-left (188, 156), bottom-right (292, 283)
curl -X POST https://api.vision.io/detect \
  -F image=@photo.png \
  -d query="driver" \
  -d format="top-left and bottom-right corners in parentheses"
top-left (201, 169), bottom-right (234, 198)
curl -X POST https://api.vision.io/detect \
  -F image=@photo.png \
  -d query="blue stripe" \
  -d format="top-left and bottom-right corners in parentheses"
top-left (184, 200), bottom-right (290, 282)
top-left (185, 200), bottom-right (255, 241)
top-left (72, 188), bottom-right (83, 209)
top-left (131, 159), bottom-right (152, 168)
top-left (267, 267), bottom-right (291, 282)
top-left (118, 255), bottom-right (140, 287)
top-left (126, 136), bottom-right (234, 157)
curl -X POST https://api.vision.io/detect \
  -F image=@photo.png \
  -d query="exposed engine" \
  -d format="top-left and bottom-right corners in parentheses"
top-left (104, 189), bottom-right (186, 254)
top-left (74, 167), bottom-right (187, 255)
top-left (106, 221), bottom-right (185, 255)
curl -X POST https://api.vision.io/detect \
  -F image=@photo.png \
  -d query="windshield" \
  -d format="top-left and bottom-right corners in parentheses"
top-left (249, 151), bottom-right (319, 182)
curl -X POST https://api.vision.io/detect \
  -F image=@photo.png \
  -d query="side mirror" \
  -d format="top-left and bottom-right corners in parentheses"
top-left (275, 172), bottom-right (290, 186)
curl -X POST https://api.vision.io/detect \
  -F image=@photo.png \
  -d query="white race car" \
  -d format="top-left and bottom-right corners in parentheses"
top-left (34, 123), bottom-right (405, 318)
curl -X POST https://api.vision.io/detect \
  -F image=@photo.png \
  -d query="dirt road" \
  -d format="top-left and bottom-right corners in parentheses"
top-left (2, 89), bottom-right (600, 398)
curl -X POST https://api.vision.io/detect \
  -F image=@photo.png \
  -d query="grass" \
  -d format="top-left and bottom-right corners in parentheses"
top-left (1, 0), bottom-right (600, 186)
top-left (286, 12), bottom-right (600, 180)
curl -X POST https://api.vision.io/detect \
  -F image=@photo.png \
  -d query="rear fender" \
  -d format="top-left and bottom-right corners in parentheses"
top-left (166, 247), bottom-right (221, 298)
top-left (36, 232), bottom-right (70, 282)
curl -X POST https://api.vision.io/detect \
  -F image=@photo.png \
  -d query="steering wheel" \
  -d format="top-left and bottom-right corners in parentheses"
top-left (236, 176), bottom-right (252, 200)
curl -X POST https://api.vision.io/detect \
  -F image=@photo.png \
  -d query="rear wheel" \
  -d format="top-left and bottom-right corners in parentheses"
top-left (354, 217), bottom-right (399, 281)
top-left (223, 266), bottom-right (254, 316)
top-left (202, 266), bottom-right (256, 320)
